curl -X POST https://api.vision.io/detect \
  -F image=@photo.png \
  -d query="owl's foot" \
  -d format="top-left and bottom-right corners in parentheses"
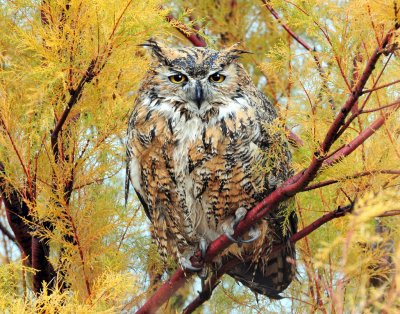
top-left (199, 237), bottom-right (208, 259)
top-left (225, 226), bottom-right (260, 244)
top-left (181, 258), bottom-right (202, 271)
top-left (223, 207), bottom-right (261, 245)
top-left (180, 237), bottom-right (208, 272)
top-left (197, 237), bottom-right (209, 280)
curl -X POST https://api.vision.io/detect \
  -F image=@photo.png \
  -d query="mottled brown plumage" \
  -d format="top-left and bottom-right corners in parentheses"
top-left (127, 41), bottom-right (297, 298)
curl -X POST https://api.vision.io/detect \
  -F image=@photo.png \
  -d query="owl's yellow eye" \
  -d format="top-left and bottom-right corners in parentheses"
top-left (169, 74), bottom-right (188, 84)
top-left (209, 73), bottom-right (226, 83)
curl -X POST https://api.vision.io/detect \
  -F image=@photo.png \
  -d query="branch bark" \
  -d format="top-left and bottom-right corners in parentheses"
top-left (261, 0), bottom-right (326, 83)
top-left (183, 204), bottom-right (354, 313)
top-left (166, 14), bottom-right (207, 47)
top-left (0, 162), bottom-right (55, 292)
top-left (303, 170), bottom-right (400, 192)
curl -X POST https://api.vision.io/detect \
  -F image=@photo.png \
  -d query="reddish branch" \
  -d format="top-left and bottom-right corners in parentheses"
top-left (360, 98), bottom-right (400, 114)
top-left (183, 204), bottom-right (354, 313)
top-left (362, 79), bottom-right (400, 94)
top-left (261, 0), bottom-right (312, 51)
top-left (136, 23), bottom-right (398, 313)
top-left (378, 210), bottom-right (400, 218)
top-left (182, 258), bottom-right (240, 314)
top-left (261, 0), bottom-right (325, 79)
top-left (166, 14), bottom-right (207, 47)
top-left (325, 105), bottom-right (399, 165)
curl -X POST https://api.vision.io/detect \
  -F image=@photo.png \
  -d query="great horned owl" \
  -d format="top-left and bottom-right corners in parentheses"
top-left (127, 40), bottom-right (297, 298)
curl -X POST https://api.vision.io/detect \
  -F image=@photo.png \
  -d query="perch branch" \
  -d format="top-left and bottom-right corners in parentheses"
top-left (183, 204), bottom-right (354, 313)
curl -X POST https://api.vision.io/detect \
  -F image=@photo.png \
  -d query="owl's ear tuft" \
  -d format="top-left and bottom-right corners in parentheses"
top-left (139, 39), bottom-right (171, 66)
top-left (220, 43), bottom-right (251, 63)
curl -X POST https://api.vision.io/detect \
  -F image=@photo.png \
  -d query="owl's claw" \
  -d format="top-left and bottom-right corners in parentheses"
top-left (198, 267), bottom-right (208, 279)
top-left (223, 207), bottom-right (260, 244)
top-left (181, 259), bottom-right (202, 272)
top-left (242, 226), bottom-right (261, 243)
top-left (224, 226), bottom-right (260, 244)
top-left (233, 207), bottom-right (247, 229)
top-left (199, 237), bottom-right (208, 259)
top-left (180, 238), bottom-right (208, 273)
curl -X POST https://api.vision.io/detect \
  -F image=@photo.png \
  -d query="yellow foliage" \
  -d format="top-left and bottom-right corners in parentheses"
top-left (0, 0), bottom-right (173, 311)
top-left (0, 0), bottom-right (399, 312)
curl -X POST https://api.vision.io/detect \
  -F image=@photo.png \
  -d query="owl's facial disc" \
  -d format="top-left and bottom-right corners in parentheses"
top-left (145, 42), bottom-right (250, 114)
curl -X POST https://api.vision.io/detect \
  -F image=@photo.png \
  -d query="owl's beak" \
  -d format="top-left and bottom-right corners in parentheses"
top-left (194, 80), bottom-right (204, 108)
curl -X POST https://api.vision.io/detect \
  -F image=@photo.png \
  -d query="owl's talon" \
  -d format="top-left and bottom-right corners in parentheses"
top-left (198, 267), bottom-right (208, 279)
top-left (181, 259), bottom-right (202, 272)
top-left (223, 207), bottom-right (257, 244)
top-left (233, 207), bottom-right (247, 228)
top-left (224, 226), bottom-right (260, 244)
top-left (240, 227), bottom-right (261, 243)
top-left (224, 232), bottom-right (241, 243)
top-left (199, 238), bottom-right (208, 259)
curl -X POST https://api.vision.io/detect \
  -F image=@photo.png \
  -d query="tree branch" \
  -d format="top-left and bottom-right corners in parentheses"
top-left (325, 106), bottom-right (399, 165)
top-left (261, 0), bottom-right (325, 79)
top-left (166, 14), bottom-right (207, 47)
top-left (0, 162), bottom-right (56, 292)
top-left (362, 79), bottom-right (400, 94)
top-left (261, 0), bottom-right (312, 51)
top-left (183, 204), bottom-right (354, 313)
top-left (182, 259), bottom-right (238, 314)
top-left (0, 163), bottom-right (32, 260)
top-left (303, 170), bottom-right (400, 192)
top-left (51, 58), bottom-right (97, 156)
top-left (360, 99), bottom-right (400, 114)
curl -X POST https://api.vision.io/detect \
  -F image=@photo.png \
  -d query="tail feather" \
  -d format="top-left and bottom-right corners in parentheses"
top-left (227, 209), bottom-right (298, 298)
top-left (227, 243), bottom-right (296, 299)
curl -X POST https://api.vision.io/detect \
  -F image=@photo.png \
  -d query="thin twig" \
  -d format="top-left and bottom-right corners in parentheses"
top-left (261, 0), bottom-right (325, 78)
top-left (166, 14), bottom-right (207, 47)
top-left (325, 104), bottom-right (400, 165)
top-left (0, 115), bottom-right (30, 179)
top-left (261, 0), bottom-right (312, 51)
top-left (303, 170), bottom-right (400, 192)
top-left (362, 79), bottom-right (400, 94)
top-left (360, 99), bottom-right (400, 114)
top-left (377, 210), bottom-right (400, 217)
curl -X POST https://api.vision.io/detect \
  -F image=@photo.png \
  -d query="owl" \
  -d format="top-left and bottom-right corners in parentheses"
top-left (126, 40), bottom-right (297, 298)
